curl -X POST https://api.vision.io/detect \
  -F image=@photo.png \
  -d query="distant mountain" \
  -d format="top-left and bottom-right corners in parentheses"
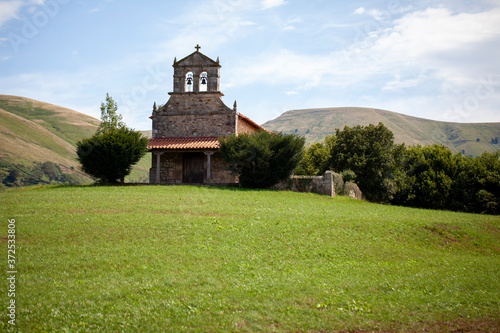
top-left (262, 107), bottom-right (500, 156)
top-left (0, 95), bottom-right (151, 183)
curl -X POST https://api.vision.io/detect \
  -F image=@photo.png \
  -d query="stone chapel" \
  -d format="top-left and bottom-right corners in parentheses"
top-left (148, 45), bottom-right (266, 185)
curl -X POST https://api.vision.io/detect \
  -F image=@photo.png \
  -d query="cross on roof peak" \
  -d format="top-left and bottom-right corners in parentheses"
top-left (195, 44), bottom-right (201, 52)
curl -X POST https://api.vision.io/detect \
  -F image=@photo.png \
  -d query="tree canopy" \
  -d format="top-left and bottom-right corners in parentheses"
top-left (328, 123), bottom-right (401, 202)
top-left (294, 138), bottom-right (333, 176)
top-left (220, 131), bottom-right (305, 188)
top-left (98, 93), bottom-right (125, 134)
top-left (76, 94), bottom-right (147, 184)
top-left (294, 122), bottom-right (499, 214)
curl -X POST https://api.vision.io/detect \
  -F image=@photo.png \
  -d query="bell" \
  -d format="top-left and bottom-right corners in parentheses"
top-left (186, 77), bottom-right (193, 85)
top-left (201, 77), bottom-right (207, 85)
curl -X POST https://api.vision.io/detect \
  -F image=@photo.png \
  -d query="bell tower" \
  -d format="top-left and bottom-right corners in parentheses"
top-left (150, 45), bottom-right (236, 139)
top-left (148, 45), bottom-right (266, 185)
top-left (172, 44), bottom-right (221, 93)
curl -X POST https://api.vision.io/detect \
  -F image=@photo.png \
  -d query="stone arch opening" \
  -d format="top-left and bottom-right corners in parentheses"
top-left (185, 71), bottom-right (194, 92)
top-left (199, 71), bottom-right (208, 92)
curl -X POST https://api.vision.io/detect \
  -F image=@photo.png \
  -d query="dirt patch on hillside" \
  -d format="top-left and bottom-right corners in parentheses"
top-left (424, 224), bottom-right (464, 244)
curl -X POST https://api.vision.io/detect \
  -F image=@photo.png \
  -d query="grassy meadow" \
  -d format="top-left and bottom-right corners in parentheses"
top-left (1, 185), bottom-right (499, 332)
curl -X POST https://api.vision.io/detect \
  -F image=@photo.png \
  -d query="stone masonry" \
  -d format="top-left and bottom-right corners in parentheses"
top-left (148, 46), bottom-right (264, 185)
top-left (152, 94), bottom-right (236, 138)
top-left (273, 171), bottom-right (336, 197)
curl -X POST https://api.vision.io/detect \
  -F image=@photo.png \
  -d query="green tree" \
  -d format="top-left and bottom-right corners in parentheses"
top-left (393, 146), bottom-right (499, 214)
top-left (76, 94), bottom-right (147, 184)
top-left (393, 145), bottom-right (456, 209)
top-left (474, 152), bottom-right (500, 214)
top-left (413, 145), bottom-right (455, 209)
top-left (220, 131), bottom-right (305, 188)
top-left (98, 93), bottom-right (125, 133)
top-left (294, 142), bottom-right (330, 176)
top-left (77, 127), bottom-right (148, 184)
top-left (41, 162), bottom-right (63, 182)
top-left (3, 168), bottom-right (23, 187)
top-left (329, 123), bottom-right (401, 202)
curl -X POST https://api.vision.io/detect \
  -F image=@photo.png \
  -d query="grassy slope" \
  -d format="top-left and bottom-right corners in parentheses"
top-left (0, 95), bottom-right (151, 182)
top-left (1, 186), bottom-right (499, 332)
top-left (263, 107), bottom-right (500, 156)
top-left (0, 95), bottom-right (99, 168)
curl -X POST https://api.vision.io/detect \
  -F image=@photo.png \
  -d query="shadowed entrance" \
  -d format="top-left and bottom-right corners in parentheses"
top-left (183, 152), bottom-right (204, 183)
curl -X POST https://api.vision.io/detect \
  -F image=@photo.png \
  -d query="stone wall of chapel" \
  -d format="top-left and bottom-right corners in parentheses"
top-left (162, 93), bottom-right (231, 114)
top-left (206, 153), bottom-right (238, 184)
top-left (154, 114), bottom-right (236, 137)
top-left (152, 93), bottom-right (236, 137)
top-left (149, 152), bottom-right (237, 184)
top-left (149, 152), bottom-right (183, 184)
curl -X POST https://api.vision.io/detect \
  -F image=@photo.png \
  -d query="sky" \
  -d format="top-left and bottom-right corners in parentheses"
top-left (0, 0), bottom-right (499, 130)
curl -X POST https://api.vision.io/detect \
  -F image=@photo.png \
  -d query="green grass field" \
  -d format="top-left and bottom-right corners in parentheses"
top-left (1, 185), bottom-right (499, 332)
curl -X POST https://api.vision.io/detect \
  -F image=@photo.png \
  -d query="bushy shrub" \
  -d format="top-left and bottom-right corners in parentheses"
top-left (295, 142), bottom-right (330, 176)
top-left (77, 128), bottom-right (148, 184)
top-left (329, 123), bottom-right (400, 202)
top-left (341, 170), bottom-right (356, 182)
top-left (220, 131), bottom-right (305, 188)
top-left (393, 145), bottom-right (499, 214)
top-left (76, 94), bottom-right (148, 185)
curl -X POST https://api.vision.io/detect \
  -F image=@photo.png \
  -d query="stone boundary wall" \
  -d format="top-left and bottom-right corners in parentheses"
top-left (273, 171), bottom-right (335, 197)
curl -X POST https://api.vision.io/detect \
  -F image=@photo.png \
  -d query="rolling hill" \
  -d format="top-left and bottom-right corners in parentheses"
top-left (1, 95), bottom-right (499, 186)
top-left (0, 95), bottom-right (151, 183)
top-left (262, 107), bottom-right (500, 156)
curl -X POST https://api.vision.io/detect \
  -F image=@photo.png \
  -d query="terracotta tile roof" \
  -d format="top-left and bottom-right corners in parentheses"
top-left (148, 136), bottom-right (220, 150)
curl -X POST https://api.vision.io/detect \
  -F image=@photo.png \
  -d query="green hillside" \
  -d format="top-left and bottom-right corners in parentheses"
top-left (0, 95), bottom-right (151, 183)
top-left (263, 107), bottom-right (500, 156)
top-left (1, 185), bottom-right (499, 332)
top-left (0, 95), bottom-right (99, 168)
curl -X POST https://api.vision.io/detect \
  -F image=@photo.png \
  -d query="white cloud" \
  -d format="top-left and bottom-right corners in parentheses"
top-left (368, 9), bottom-right (386, 21)
top-left (261, 0), bottom-right (286, 10)
top-left (374, 7), bottom-right (500, 58)
top-left (230, 49), bottom-right (325, 87)
top-left (382, 73), bottom-right (427, 91)
top-left (371, 7), bottom-right (500, 91)
top-left (0, 0), bottom-right (23, 26)
top-left (354, 7), bottom-right (365, 15)
top-left (282, 17), bottom-right (301, 31)
top-left (229, 48), bottom-right (379, 91)
top-left (226, 5), bottom-right (500, 122)
top-left (150, 1), bottom-right (259, 64)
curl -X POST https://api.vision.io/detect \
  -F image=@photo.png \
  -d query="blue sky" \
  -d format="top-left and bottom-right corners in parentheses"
top-left (1, 0), bottom-right (499, 130)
